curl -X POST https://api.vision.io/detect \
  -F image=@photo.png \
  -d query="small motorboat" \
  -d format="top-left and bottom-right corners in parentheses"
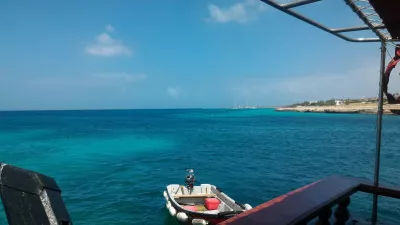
top-left (163, 169), bottom-right (252, 225)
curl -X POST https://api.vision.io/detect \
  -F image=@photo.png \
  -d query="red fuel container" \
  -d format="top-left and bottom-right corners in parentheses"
top-left (204, 198), bottom-right (221, 210)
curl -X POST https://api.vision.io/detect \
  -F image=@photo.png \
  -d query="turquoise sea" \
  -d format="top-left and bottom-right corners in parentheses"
top-left (1, 109), bottom-right (400, 224)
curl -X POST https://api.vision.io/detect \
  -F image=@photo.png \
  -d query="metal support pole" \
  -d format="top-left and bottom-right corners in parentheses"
top-left (332, 25), bottom-right (385, 33)
top-left (372, 41), bottom-right (386, 224)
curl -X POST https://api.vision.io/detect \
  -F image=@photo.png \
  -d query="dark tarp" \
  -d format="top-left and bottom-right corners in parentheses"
top-left (369, 0), bottom-right (400, 39)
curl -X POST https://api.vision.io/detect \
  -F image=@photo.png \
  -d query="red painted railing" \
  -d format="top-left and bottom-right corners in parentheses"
top-left (219, 175), bottom-right (400, 225)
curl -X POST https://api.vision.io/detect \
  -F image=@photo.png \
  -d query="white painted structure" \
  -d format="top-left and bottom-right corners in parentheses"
top-left (335, 100), bottom-right (344, 106)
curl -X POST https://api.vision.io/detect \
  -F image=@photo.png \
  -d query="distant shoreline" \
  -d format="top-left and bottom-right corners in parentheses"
top-left (275, 104), bottom-right (400, 115)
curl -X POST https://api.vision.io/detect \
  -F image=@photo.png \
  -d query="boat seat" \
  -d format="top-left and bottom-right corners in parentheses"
top-left (174, 193), bottom-right (217, 198)
top-left (202, 210), bottom-right (219, 214)
top-left (217, 202), bottom-right (230, 212)
top-left (217, 192), bottom-right (239, 210)
top-left (182, 204), bottom-right (207, 212)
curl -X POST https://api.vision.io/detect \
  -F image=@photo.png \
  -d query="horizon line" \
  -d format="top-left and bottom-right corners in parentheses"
top-left (0, 107), bottom-right (278, 112)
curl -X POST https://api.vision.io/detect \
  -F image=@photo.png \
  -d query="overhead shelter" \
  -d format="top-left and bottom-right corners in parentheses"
top-left (221, 1), bottom-right (400, 224)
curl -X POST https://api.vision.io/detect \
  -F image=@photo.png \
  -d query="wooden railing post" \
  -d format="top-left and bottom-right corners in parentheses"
top-left (316, 207), bottom-right (332, 225)
top-left (334, 197), bottom-right (350, 225)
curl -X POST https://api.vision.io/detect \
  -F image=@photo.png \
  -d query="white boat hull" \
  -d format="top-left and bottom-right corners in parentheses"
top-left (163, 184), bottom-right (251, 225)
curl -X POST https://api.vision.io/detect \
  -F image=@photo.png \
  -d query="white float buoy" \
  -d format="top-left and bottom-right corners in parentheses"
top-left (192, 218), bottom-right (208, 225)
top-left (176, 212), bottom-right (188, 223)
top-left (169, 206), bottom-right (177, 217)
top-left (244, 204), bottom-right (252, 210)
top-left (163, 191), bottom-right (168, 201)
top-left (166, 201), bottom-right (171, 209)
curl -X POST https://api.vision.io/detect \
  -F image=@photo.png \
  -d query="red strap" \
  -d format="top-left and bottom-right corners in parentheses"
top-left (384, 58), bottom-right (400, 104)
top-left (384, 46), bottom-right (400, 104)
top-left (385, 58), bottom-right (400, 76)
top-left (384, 58), bottom-right (400, 91)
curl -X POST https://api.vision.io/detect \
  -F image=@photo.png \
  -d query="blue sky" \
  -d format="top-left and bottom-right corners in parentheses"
top-left (1, 0), bottom-right (398, 110)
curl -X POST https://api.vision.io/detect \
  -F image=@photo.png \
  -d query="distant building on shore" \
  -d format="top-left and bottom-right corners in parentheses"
top-left (335, 100), bottom-right (344, 106)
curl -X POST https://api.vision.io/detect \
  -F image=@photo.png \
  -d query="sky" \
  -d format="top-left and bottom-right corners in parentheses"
top-left (1, 0), bottom-right (399, 110)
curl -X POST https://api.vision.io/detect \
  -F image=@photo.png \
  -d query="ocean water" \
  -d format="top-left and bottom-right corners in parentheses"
top-left (1, 109), bottom-right (400, 224)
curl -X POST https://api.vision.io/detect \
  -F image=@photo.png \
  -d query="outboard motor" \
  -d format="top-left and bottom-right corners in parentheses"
top-left (185, 169), bottom-right (195, 190)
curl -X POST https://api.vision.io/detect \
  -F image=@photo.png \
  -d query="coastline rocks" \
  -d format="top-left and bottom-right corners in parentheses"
top-left (275, 105), bottom-right (400, 115)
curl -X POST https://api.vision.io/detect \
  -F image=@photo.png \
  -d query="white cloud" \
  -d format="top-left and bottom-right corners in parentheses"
top-left (85, 26), bottom-right (132, 57)
top-left (167, 87), bottom-right (180, 98)
top-left (96, 33), bottom-right (114, 44)
top-left (105, 24), bottom-right (115, 33)
top-left (207, 0), bottom-right (266, 24)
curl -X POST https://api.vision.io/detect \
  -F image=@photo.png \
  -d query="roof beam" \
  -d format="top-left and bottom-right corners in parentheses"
top-left (260, 0), bottom-right (381, 42)
top-left (281, 0), bottom-right (321, 9)
top-left (344, 0), bottom-right (386, 41)
top-left (332, 25), bottom-right (386, 33)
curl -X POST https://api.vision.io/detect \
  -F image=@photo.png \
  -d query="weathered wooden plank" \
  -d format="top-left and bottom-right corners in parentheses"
top-left (0, 163), bottom-right (60, 195)
top-left (0, 163), bottom-right (72, 225)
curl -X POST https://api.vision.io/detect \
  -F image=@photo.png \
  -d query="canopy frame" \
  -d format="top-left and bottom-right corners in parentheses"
top-left (260, 0), bottom-right (399, 42)
top-left (259, 1), bottom-right (399, 224)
